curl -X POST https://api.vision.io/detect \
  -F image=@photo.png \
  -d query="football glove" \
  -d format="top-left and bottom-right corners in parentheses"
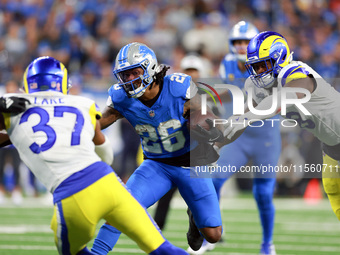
top-left (0, 97), bottom-right (30, 114)
top-left (190, 142), bottom-right (220, 166)
top-left (191, 119), bottom-right (224, 143)
top-left (223, 115), bottom-right (249, 140)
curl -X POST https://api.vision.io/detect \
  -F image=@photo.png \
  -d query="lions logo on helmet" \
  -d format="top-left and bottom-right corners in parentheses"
top-left (113, 42), bottom-right (158, 98)
top-left (23, 56), bottom-right (70, 94)
top-left (229, 21), bottom-right (258, 62)
top-left (245, 31), bottom-right (293, 88)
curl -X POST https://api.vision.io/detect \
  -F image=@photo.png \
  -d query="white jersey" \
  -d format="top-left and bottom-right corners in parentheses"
top-left (2, 91), bottom-right (102, 192)
top-left (245, 61), bottom-right (340, 146)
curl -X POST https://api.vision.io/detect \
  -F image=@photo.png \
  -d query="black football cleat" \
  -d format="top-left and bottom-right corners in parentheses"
top-left (186, 208), bottom-right (203, 251)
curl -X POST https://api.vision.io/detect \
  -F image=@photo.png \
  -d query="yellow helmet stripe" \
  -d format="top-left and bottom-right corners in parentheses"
top-left (23, 67), bottom-right (29, 94)
top-left (60, 62), bottom-right (68, 94)
top-left (259, 35), bottom-right (290, 59)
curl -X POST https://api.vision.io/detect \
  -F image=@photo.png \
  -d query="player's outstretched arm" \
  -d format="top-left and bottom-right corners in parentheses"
top-left (0, 133), bottom-right (11, 148)
top-left (0, 114), bottom-right (11, 147)
top-left (93, 119), bottom-right (114, 165)
top-left (0, 96), bottom-right (30, 114)
top-left (221, 99), bottom-right (258, 143)
top-left (100, 106), bottom-right (123, 130)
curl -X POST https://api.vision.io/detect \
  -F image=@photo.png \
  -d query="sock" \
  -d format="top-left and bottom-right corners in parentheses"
top-left (253, 178), bottom-right (276, 244)
top-left (91, 224), bottom-right (121, 255)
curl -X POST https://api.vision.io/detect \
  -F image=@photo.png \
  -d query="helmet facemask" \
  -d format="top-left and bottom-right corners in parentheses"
top-left (229, 21), bottom-right (259, 63)
top-left (115, 61), bottom-right (153, 98)
top-left (231, 40), bottom-right (250, 63)
top-left (246, 57), bottom-right (276, 88)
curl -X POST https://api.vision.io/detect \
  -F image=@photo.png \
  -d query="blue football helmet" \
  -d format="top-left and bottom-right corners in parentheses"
top-left (113, 42), bottom-right (158, 98)
top-left (245, 31), bottom-right (293, 88)
top-left (23, 56), bottom-right (70, 94)
top-left (229, 21), bottom-right (258, 62)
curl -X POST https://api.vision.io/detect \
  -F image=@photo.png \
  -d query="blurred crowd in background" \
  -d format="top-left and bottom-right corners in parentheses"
top-left (1, 0), bottom-right (340, 203)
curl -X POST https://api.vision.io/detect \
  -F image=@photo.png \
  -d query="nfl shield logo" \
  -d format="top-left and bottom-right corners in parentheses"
top-left (149, 110), bottom-right (155, 118)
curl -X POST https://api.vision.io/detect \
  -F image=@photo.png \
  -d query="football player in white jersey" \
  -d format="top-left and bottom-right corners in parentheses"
top-left (223, 31), bottom-right (340, 222)
top-left (0, 56), bottom-right (189, 255)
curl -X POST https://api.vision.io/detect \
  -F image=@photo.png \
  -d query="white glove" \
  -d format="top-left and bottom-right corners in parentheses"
top-left (223, 115), bottom-right (249, 140)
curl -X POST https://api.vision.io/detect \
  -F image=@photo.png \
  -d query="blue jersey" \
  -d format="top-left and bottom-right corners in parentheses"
top-left (219, 54), bottom-right (280, 134)
top-left (108, 73), bottom-right (196, 159)
top-left (220, 54), bottom-right (248, 87)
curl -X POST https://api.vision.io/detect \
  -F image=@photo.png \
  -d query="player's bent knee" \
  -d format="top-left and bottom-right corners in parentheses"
top-left (201, 226), bottom-right (222, 243)
top-left (323, 179), bottom-right (339, 195)
top-left (335, 209), bottom-right (340, 221)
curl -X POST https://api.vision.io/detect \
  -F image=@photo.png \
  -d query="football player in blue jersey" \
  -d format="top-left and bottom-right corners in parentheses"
top-left (211, 21), bottom-right (280, 255)
top-left (91, 43), bottom-right (224, 254)
top-left (153, 54), bottom-right (209, 231)
top-left (0, 56), bottom-right (190, 255)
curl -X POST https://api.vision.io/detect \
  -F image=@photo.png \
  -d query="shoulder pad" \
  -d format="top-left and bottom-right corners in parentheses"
top-left (278, 62), bottom-right (309, 87)
top-left (108, 84), bottom-right (126, 104)
top-left (225, 53), bottom-right (236, 62)
top-left (166, 73), bottom-right (197, 99)
top-left (244, 77), bottom-right (270, 104)
top-left (243, 77), bottom-right (254, 95)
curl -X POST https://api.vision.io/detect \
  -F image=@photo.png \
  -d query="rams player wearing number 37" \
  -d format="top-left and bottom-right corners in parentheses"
top-left (0, 56), bottom-right (189, 255)
top-left (91, 42), bottom-right (224, 254)
top-left (223, 31), bottom-right (340, 222)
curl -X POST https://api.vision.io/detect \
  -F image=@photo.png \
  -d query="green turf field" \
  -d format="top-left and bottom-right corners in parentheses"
top-left (0, 196), bottom-right (339, 255)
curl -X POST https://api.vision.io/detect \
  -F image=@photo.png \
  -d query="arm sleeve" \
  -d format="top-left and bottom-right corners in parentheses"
top-left (243, 90), bottom-right (298, 120)
top-left (95, 134), bottom-right (114, 165)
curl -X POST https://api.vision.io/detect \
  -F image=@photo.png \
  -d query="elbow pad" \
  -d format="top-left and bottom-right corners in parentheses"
top-left (95, 135), bottom-right (114, 165)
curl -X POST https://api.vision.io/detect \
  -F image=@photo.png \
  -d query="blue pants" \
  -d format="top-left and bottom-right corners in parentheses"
top-left (213, 127), bottom-right (281, 244)
top-left (92, 160), bottom-right (221, 254)
top-left (127, 159), bottom-right (221, 229)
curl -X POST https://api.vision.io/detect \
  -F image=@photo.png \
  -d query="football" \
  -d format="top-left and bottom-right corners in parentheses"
top-left (187, 110), bottom-right (217, 131)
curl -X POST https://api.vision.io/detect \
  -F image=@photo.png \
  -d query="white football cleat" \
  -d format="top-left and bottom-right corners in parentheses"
top-left (187, 239), bottom-right (216, 255)
top-left (260, 242), bottom-right (276, 255)
top-left (0, 190), bottom-right (5, 205)
top-left (11, 189), bottom-right (23, 205)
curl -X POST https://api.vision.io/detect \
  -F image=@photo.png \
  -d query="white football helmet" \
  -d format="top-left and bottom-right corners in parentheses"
top-left (113, 42), bottom-right (158, 98)
top-left (229, 21), bottom-right (259, 62)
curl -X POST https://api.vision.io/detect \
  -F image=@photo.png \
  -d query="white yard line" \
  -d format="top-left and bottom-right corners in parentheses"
top-left (0, 225), bottom-right (51, 234)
